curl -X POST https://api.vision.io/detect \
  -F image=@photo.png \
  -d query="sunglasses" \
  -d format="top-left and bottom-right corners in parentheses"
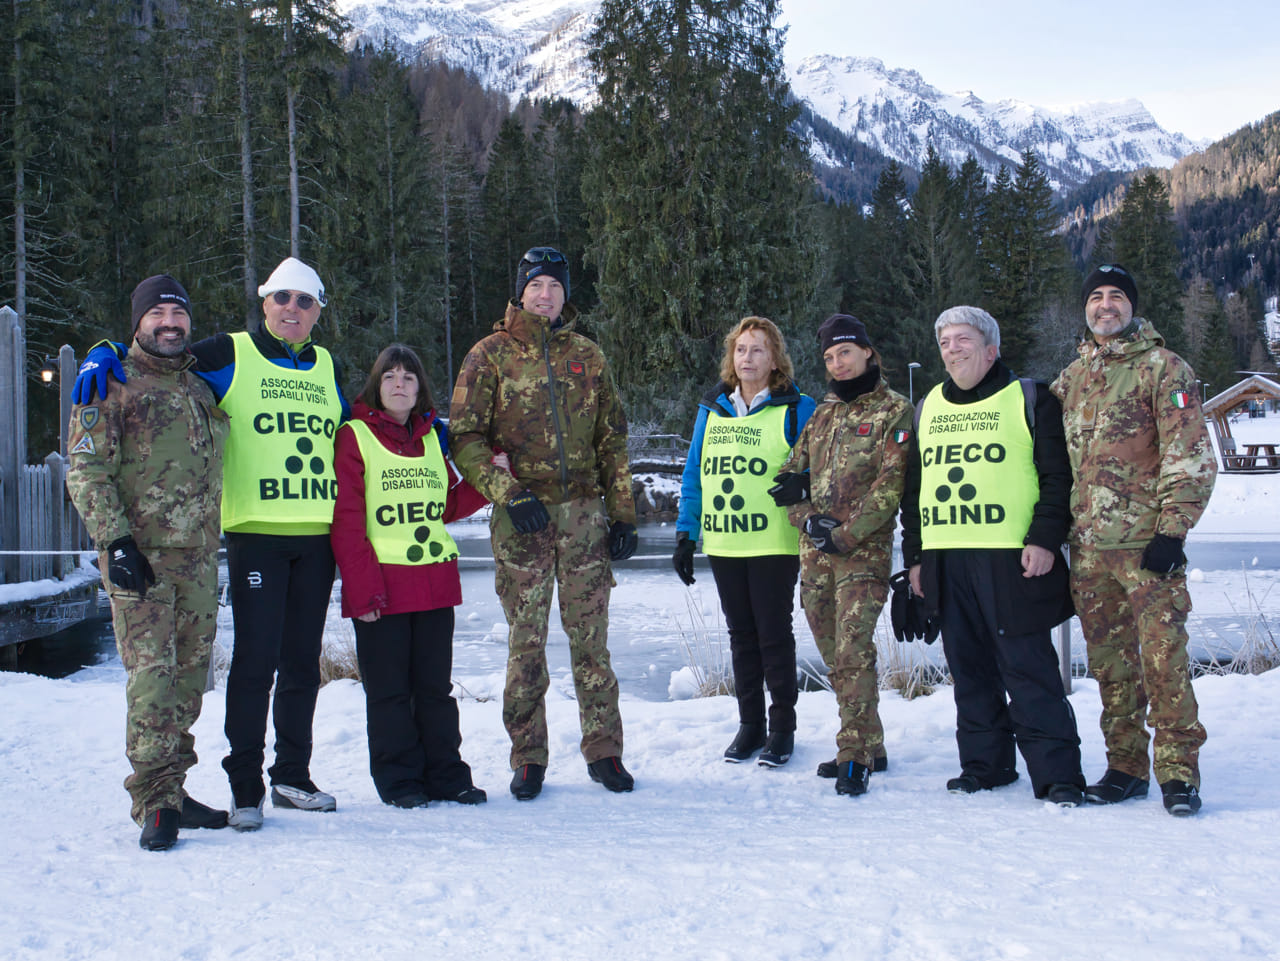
top-left (271, 290), bottom-right (317, 310)
top-left (521, 247), bottom-right (567, 266)
top-left (1097, 264), bottom-right (1131, 278)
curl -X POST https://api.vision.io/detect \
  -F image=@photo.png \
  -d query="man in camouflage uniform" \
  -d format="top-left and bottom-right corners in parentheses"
top-left (449, 247), bottom-right (638, 800)
top-left (66, 276), bottom-right (230, 851)
top-left (1052, 264), bottom-right (1218, 817)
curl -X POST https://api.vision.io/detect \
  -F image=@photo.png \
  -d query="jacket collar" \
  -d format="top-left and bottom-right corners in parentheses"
top-left (498, 301), bottom-right (579, 345)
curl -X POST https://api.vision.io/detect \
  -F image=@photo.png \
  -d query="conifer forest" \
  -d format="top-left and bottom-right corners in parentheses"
top-left (4, 0), bottom-right (1276, 454)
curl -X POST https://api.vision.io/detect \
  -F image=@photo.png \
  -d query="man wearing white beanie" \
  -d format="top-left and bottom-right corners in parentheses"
top-left (73, 256), bottom-right (350, 830)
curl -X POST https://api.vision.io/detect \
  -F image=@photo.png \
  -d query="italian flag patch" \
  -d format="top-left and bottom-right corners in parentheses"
top-left (893, 429), bottom-right (911, 444)
top-left (1171, 390), bottom-right (1191, 409)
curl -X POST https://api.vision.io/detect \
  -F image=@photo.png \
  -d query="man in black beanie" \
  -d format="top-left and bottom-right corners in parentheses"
top-left (66, 276), bottom-right (230, 850)
top-left (449, 246), bottom-right (638, 800)
top-left (1052, 264), bottom-right (1218, 816)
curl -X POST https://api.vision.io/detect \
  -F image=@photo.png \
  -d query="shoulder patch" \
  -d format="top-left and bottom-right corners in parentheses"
top-left (1170, 390), bottom-right (1191, 409)
top-left (79, 407), bottom-right (100, 431)
top-left (892, 428), bottom-right (911, 445)
top-left (71, 433), bottom-right (95, 455)
top-left (856, 422), bottom-right (873, 436)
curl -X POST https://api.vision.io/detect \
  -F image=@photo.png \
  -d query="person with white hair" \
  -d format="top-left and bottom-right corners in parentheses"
top-left (900, 306), bottom-right (1085, 807)
top-left (73, 257), bottom-right (351, 830)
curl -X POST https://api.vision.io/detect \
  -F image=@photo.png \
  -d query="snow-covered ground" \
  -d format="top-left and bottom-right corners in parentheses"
top-left (2, 415), bottom-right (1279, 961)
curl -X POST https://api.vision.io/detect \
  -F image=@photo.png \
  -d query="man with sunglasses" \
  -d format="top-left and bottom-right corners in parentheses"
top-left (1052, 265), bottom-right (1217, 817)
top-left (73, 256), bottom-right (350, 829)
top-left (449, 246), bottom-right (638, 800)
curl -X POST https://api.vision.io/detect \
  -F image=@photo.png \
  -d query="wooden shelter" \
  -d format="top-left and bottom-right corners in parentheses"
top-left (1202, 375), bottom-right (1280, 472)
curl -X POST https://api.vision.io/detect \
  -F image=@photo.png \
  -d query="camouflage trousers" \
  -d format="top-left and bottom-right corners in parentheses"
top-left (800, 544), bottom-right (888, 768)
top-left (1071, 545), bottom-right (1206, 786)
top-left (492, 497), bottom-right (623, 768)
top-left (102, 546), bottom-right (218, 825)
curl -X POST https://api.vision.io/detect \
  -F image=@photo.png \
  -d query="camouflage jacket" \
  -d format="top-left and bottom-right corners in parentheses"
top-left (1051, 318), bottom-right (1217, 549)
top-left (448, 302), bottom-right (636, 523)
top-left (66, 344), bottom-right (228, 552)
top-left (782, 378), bottom-right (914, 563)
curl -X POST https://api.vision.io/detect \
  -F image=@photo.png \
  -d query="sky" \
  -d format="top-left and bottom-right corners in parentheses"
top-left (780, 0), bottom-right (1278, 143)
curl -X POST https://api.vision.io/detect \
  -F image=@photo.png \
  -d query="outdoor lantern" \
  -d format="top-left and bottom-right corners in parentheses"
top-left (40, 356), bottom-right (57, 386)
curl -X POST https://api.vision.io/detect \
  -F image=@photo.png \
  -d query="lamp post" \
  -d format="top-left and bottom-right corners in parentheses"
top-left (907, 362), bottom-right (921, 403)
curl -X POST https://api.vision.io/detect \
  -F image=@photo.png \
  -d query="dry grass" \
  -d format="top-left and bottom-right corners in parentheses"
top-left (673, 593), bottom-right (735, 698)
top-left (1190, 566), bottom-right (1280, 677)
top-left (319, 617), bottom-right (361, 684)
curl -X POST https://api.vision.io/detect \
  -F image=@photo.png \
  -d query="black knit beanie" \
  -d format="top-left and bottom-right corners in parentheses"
top-left (1081, 264), bottom-right (1139, 312)
top-left (130, 275), bottom-right (191, 334)
top-left (818, 313), bottom-right (872, 354)
top-left (515, 247), bottom-right (570, 304)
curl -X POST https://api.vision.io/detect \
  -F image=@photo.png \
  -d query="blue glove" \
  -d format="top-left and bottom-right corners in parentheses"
top-left (72, 341), bottom-right (128, 405)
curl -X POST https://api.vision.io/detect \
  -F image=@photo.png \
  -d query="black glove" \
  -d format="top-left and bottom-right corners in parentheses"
top-left (107, 536), bottom-right (156, 596)
top-left (1141, 533), bottom-right (1186, 574)
top-left (889, 570), bottom-right (913, 643)
top-left (608, 521), bottom-right (638, 561)
top-left (505, 490), bottom-right (550, 534)
top-left (672, 532), bottom-right (696, 586)
top-left (767, 471), bottom-right (809, 507)
top-left (803, 514), bottom-right (842, 554)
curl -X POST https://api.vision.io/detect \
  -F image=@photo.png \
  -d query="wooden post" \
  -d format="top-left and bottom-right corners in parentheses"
top-left (0, 306), bottom-right (26, 585)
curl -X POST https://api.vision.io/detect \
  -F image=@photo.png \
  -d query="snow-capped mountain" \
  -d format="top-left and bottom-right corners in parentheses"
top-left (791, 55), bottom-right (1201, 191)
top-left (336, 0), bottom-right (1203, 192)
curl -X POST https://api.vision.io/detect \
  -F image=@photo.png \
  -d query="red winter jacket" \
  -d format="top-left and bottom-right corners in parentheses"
top-left (331, 400), bottom-right (488, 618)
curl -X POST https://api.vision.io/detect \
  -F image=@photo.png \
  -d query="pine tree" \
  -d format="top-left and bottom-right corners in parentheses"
top-left (582, 0), bottom-right (823, 420)
top-left (1109, 172), bottom-right (1188, 356)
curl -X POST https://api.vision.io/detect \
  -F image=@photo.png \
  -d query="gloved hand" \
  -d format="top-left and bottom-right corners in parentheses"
top-left (767, 471), bottom-right (809, 507)
top-left (106, 536), bottom-right (156, 596)
top-left (608, 521), bottom-right (638, 561)
top-left (889, 570), bottom-right (913, 643)
top-left (803, 514), bottom-right (842, 554)
top-left (1141, 533), bottom-right (1186, 574)
top-left (73, 341), bottom-right (128, 405)
top-left (505, 490), bottom-right (550, 534)
top-left (672, 532), bottom-right (696, 585)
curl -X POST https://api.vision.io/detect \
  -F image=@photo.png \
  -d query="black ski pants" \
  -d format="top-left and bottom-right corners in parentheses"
top-left (353, 607), bottom-right (473, 803)
top-left (222, 531), bottom-right (334, 789)
top-left (709, 553), bottom-right (800, 734)
top-left (936, 549), bottom-right (1083, 796)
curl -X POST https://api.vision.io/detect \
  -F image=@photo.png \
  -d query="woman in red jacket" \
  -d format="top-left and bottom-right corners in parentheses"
top-left (332, 344), bottom-right (491, 808)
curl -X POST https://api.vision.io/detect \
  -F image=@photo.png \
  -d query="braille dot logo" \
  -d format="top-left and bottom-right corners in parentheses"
top-left (935, 466), bottom-right (978, 504)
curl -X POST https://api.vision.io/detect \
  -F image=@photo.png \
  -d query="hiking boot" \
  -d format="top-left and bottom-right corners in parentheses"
top-left (139, 808), bottom-right (180, 851)
top-left (818, 754), bottom-right (888, 778)
top-left (510, 764), bottom-right (545, 801)
top-left (588, 756), bottom-right (635, 793)
top-left (228, 779), bottom-right (265, 832)
top-left (1160, 780), bottom-right (1202, 817)
top-left (433, 786), bottom-right (488, 805)
top-left (1045, 783), bottom-right (1084, 807)
top-left (387, 793), bottom-right (430, 809)
top-left (834, 761), bottom-right (871, 797)
top-left (179, 795), bottom-right (229, 830)
top-left (723, 723), bottom-right (766, 763)
top-left (757, 731), bottom-right (794, 768)
top-left (271, 779), bottom-right (337, 812)
top-left (947, 771), bottom-right (1019, 794)
top-left (1085, 769), bottom-right (1150, 805)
